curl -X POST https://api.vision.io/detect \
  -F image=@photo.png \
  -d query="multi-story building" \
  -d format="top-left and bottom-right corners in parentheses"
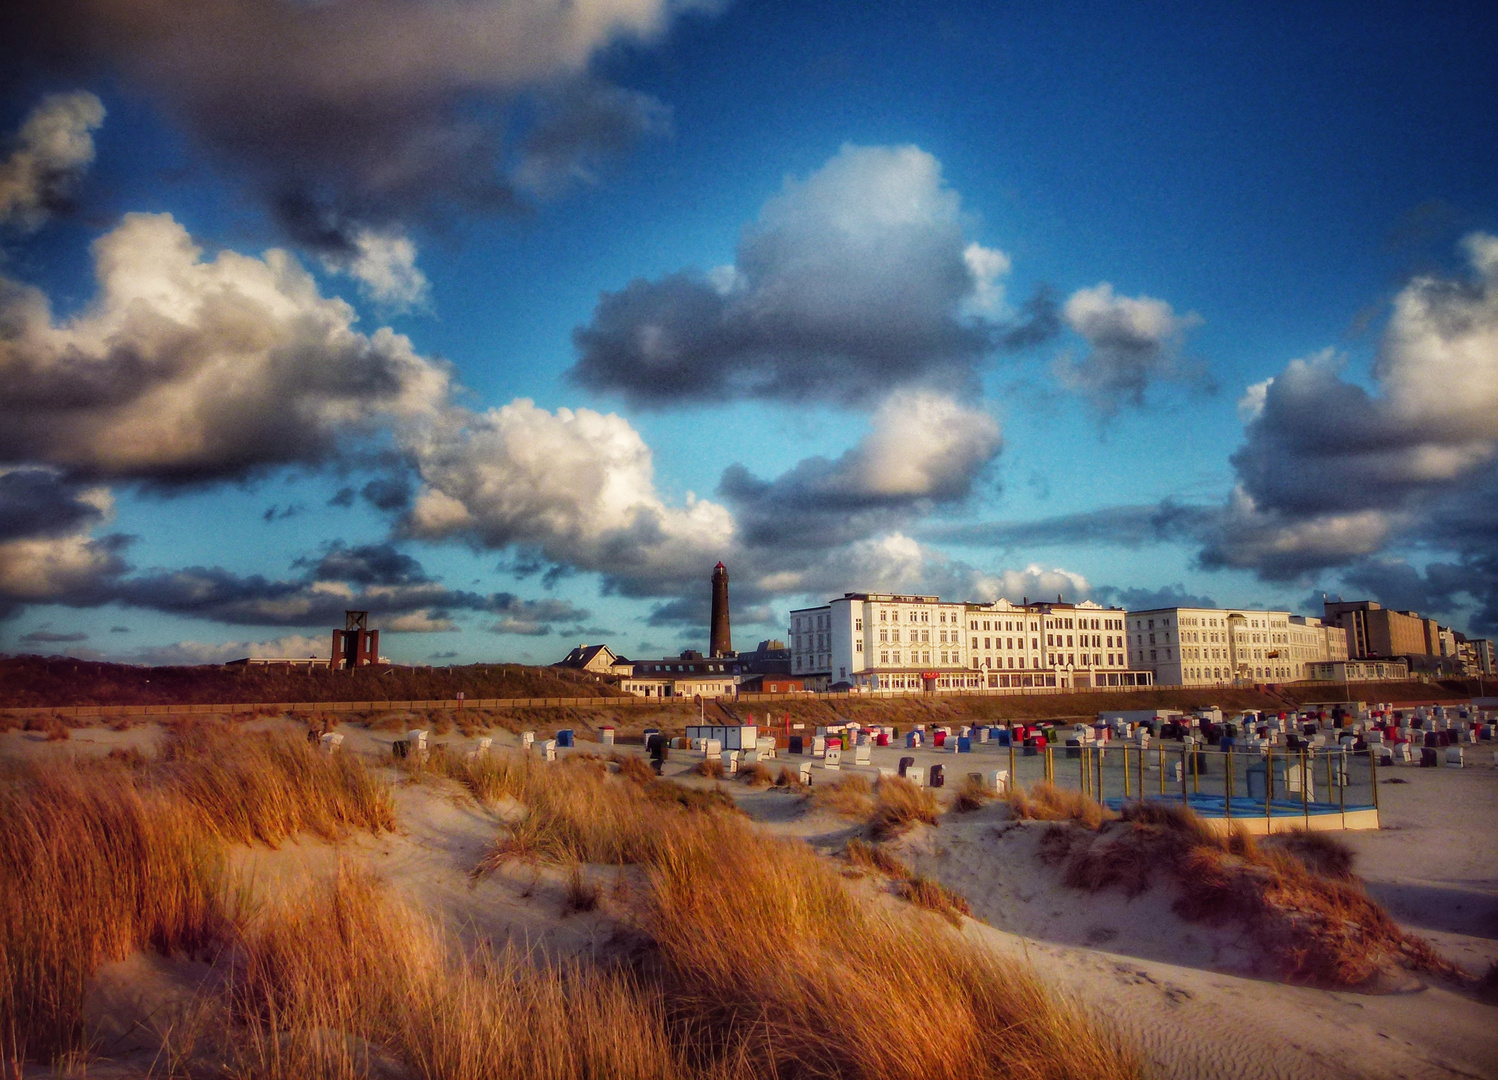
top-left (1323, 600), bottom-right (1440, 660)
top-left (788, 592), bottom-right (1147, 693)
top-left (1126, 606), bottom-right (1348, 686)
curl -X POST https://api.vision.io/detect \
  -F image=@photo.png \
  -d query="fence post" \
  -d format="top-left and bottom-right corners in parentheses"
top-left (1158, 744), bottom-right (1165, 795)
top-left (1369, 747), bottom-right (1380, 816)
top-left (1123, 744), bottom-right (1130, 798)
top-left (1301, 748), bottom-right (1309, 830)
top-left (1180, 745), bottom-right (1188, 805)
top-left (1224, 749), bottom-right (1232, 821)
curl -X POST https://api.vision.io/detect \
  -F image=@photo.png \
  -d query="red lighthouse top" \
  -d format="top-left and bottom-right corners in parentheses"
top-left (715, 561), bottom-right (725, 569)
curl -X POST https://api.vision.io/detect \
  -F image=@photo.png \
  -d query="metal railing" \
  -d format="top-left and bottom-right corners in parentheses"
top-left (993, 739), bottom-right (1380, 827)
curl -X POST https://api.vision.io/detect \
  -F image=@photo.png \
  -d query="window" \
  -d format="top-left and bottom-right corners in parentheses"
top-left (971, 637), bottom-right (978, 649)
top-left (855, 641), bottom-right (863, 653)
top-left (880, 651), bottom-right (889, 663)
top-left (855, 618), bottom-right (863, 631)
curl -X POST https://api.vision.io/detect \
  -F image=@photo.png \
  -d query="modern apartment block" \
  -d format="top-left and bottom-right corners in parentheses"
top-left (788, 592), bottom-right (1148, 693)
top-left (1323, 600), bottom-right (1442, 660)
top-left (1125, 606), bottom-right (1348, 687)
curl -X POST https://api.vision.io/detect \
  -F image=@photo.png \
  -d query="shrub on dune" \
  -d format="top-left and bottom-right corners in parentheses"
top-left (869, 775), bottom-right (939, 839)
top-left (1046, 801), bottom-right (1460, 988)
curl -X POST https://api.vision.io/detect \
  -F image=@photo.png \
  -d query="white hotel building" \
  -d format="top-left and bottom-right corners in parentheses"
top-left (1126, 606), bottom-right (1350, 687)
top-left (789, 592), bottom-right (1150, 693)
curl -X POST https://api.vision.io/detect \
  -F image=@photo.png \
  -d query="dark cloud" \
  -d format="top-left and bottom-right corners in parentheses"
top-left (1, 0), bottom-right (695, 253)
top-left (105, 563), bottom-right (586, 631)
top-left (568, 144), bottom-right (1052, 407)
top-left (1336, 558), bottom-right (1468, 619)
top-left (296, 542), bottom-right (432, 587)
top-left (361, 476), bottom-right (414, 513)
top-left (930, 501), bottom-right (1211, 551)
top-left (261, 504), bottom-right (303, 523)
top-left (20, 629), bottom-right (88, 643)
top-left (487, 595), bottom-right (593, 637)
top-left (646, 596), bottom-right (706, 627)
top-left (1094, 584), bottom-right (1219, 611)
top-left (109, 625), bottom-right (130, 633)
top-left (0, 470), bottom-right (129, 619)
top-left (328, 487), bottom-right (357, 508)
top-left (0, 468), bottom-right (108, 542)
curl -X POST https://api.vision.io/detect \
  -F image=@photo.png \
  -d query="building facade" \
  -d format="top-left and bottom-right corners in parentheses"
top-left (1126, 607), bottom-right (1349, 687)
top-left (789, 593), bottom-right (1147, 693)
top-left (618, 652), bottom-right (742, 698)
top-left (1307, 659), bottom-right (1410, 682)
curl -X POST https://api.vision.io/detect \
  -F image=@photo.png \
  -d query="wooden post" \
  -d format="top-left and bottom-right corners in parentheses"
top-left (1123, 744), bottom-right (1131, 798)
top-left (1224, 749), bottom-right (1232, 821)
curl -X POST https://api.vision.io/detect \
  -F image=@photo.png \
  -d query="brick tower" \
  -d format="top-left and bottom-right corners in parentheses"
top-left (710, 562), bottom-right (732, 658)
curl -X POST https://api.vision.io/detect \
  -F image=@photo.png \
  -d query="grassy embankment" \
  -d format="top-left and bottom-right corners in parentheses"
top-left (0, 655), bottom-right (620, 709)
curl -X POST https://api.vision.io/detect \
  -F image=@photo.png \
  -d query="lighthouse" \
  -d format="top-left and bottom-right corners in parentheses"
top-left (710, 562), bottom-right (732, 658)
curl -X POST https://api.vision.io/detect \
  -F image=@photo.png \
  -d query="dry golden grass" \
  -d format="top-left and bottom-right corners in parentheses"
top-left (896, 875), bottom-right (972, 925)
top-left (475, 757), bottom-right (742, 871)
top-left (0, 759), bottom-right (227, 1061)
top-left (773, 765), bottom-right (800, 788)
top-left (2, 728), bottom-right (1141, 1079)
top-left (869, 775), bottom-right (939, 839)
top-left (692, 758), bottom-right (726, 779)
top-left (0, 730), bottom-right (394, 1062)
top-left (563, 865), bottom-right (602, 915)
top-left (645, 813), bottom-right (1140, 1080)
top-left (953, 773), bottom-right (995, 812)
top-left (164, 726), bottom-right (395, 844)
top-left (1266, 828), bottom-right (1356, 880)
top-left (228, 865), bottom-right (680, 1080)
top-left (1007, 780), bottom-right (1116, 829)
top-left (845, 838), bottom-right (911, 878)
top-left (738, 762), bottom-right (774, 787)
top-left (1046, 801), bottom-right (1460, 988)
top-left (614, 754), bottom-right (657, 785)
top-left (808, 773), bottom-right (875, 817)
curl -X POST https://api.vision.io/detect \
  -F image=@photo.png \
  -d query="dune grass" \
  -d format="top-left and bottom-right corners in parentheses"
top-left (227, 865), bottom-right (678, 1080)
top-left (2, 730), bottom-right (1141, 1078)
top-left (845, 837), bottom-right (911, 879)
top-left (1007, 780), bottom-right (1116, 829)
top-left (953, 773), bottom-right (996, 812)
top-left (645, 813), bottom-right (1138, 1080)
top-left (691, 758), bottom-right (726, 779)
top-left (808, 773), bottom-right (875, 817)
top-left (0, 728), bottom-right (394, 1062)
top-left (896, 875), bottom-right (973, 925)
top-left (1043, 800), bottom-right (1460, 988)
top-left (738, 762), bottom-right (774, 787)
top-left (868, 775), bottom-right (940, 839)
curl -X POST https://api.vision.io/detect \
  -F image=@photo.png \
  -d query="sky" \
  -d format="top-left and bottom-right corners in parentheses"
top-left (2, 0), bottom-right (1497, 666)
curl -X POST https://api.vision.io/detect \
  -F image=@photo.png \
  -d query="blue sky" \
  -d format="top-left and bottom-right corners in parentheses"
top-left (2, 0), bottom-right (1496, 665)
